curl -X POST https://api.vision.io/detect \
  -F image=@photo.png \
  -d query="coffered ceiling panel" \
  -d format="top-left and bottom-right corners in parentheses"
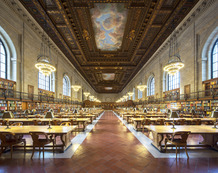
top-left (19, 0), bottom-right (199, 93)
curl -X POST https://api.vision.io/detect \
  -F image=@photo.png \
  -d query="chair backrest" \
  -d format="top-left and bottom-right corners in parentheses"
top-left (194, 119), bottom-right (201, 125)
top-left (142, 119), bottom-right (150, 125)
top-left (52, 119), bottom-right (61, 125)
top-left (60, 122), bottom-right (71, 126)
top-left (32, 120), bottom-right (42, 125)
top-left (177, 119), bottom-right (185, 125)
top-left (157, 119), bottom-right (165, 125)
top-left (29, 131), bottom-right (48, 144)
top-left (0, 132), bottom-right (15, 144)
top-left (11, 122), bottom-right (23, 126)
top-left (174, 131), bottom-right (191, 143)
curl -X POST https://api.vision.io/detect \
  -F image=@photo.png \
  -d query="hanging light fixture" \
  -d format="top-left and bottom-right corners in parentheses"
top-left (89, 95), bottom-right (94, 100)
top-left (123, 95), bottom-right (128, 99)
top-left (163, 28), bottom-right (184, 75)
top-left (136, 85), bottom-right (147, 91)
top-left (127, 92), bottom-right (134, 97)
top-left (71, 85), bottom-right (81, 92)
top-left (84, 92), bottom-right (90, 97)
top-left (35, 35), bottom-right (56, 76)
top-left (35, 1), bottom-right (56, 76)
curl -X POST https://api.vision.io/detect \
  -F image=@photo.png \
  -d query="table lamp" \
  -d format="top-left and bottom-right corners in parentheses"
top-left (170, 111), bottom-right (179, 129)
top-left (211, 111), bottom-right (218, 129)
top-left (45, 111), bottom-right (54, 119)
top-left (2, 111), bottom-right (14, 119)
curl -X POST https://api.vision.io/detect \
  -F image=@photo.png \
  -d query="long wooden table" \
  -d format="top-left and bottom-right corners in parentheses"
top-left (144, 125), bottom-right (218, 152)
top-left (0, 125), bottom-right (76, 152)
top-left (132, 118), bottom-right (216, 131)
top-left (1, 118), bottom-right (90, 131)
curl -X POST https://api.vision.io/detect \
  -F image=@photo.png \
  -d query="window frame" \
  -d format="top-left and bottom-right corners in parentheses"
top-left (0, 39), bottom-right (7, 79)
top-left (63, 75), bottom-right (71, 96)
top-left (148, 77), bottom-right (155, 96)
top-left (38, 72), bottom-right (51, 91)
top-left (167, 72), bottom-right (180, 91)
top-left (211, 39), bottom-right (218, 79)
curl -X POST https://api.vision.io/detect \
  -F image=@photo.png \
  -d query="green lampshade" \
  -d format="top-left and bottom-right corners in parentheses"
top-left (211, 111), bottom-right (218, 118)
top-left (45, 111), bottom-right (54, 118)
top-left (170, 111), bottom-right (179, 118)
top-left (2, 111), bottom-right (14, 119)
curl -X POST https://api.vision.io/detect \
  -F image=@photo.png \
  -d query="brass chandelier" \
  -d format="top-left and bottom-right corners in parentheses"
top-left (35, 34), bottom-right (56, 76)
top-left (163, 32), bottom-right (184, 75)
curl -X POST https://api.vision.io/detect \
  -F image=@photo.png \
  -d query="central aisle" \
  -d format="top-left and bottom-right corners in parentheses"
top-left (70, 111), bottom-right (157, 172)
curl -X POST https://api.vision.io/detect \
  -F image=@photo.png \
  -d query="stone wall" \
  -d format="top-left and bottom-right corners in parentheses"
top-left (0, 0), bottom-right (96, 102)
top-left (0, 0), bottom-right (217, 103)
top-left (119, 0), bottom-right (218, 101)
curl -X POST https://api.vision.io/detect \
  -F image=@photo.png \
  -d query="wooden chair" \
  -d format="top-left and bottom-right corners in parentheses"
top-left (156, 119), bottom-right (165, 125)
top-left (52, 119), bottom-right (61, 125)
top-left (176, 119), bottom-right (185, 125)
top-left (141, 119), bottom-right (150, 132)
top-left (192, 119), bottom-right (201, 125)
top-left (29, 131), bottom-right (54, 159)
top-left (0, 132), bottom-right (26, 159)
top-left (11, 122), bottom-right (23, 126)
top-left (60, 122), bottom-right (71, 126)
top-left (165, 131), bottom-right (191, 159)
top-left (32, 120), bottom-right (42, 126)
top-left (164, 122), bottom-right (174, 126)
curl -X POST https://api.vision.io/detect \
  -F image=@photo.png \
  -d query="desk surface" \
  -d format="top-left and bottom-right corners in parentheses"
top-left (144, 125), bottom-right (218, 134)
top-left (0, 125), bottom-right (76, 134)
top-left (131, 117), bottom-right (216, 122)
top-left (1, 118), bottom-right (90, 122)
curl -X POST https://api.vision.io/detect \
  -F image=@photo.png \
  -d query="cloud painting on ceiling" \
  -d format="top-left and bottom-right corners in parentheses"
top-left (102, 73), bottom-right (115, 80)
top-left (105, 87), bottom-right (113, 90)
top-left (91, 3), bottom-right (127, 51)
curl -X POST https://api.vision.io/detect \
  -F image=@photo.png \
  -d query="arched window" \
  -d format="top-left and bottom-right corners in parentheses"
top-left (211, 39), bottom-right (218, 79)
top-left (201, 27), bottom-right (218, 81)
top-left (168, 72), bottom-right (180, 90)
top-left (63, 75), bottom-right (71, 96)
top-left (38, 72), bottom-right (55, 91)
top-left (133, 88), bottom-right (135, 100)
top-left (0, 39), bottom-right (7, 79)
top-left (0, 26), bottom-right (17, 81)
top-left (147, 76), bottom-right (155, 96)
top-left (138, 83), bottom-right (143, 99)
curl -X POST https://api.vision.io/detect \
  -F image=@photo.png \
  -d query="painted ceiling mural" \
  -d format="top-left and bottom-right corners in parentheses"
top-left (102, 73), bottom-right (115, 80)
top-left (90, 3), bottom-right (128, 51)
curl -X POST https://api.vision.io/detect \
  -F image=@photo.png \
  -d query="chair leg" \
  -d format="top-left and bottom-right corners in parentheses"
top-left (165, 140), bottom-right (167, 152)
top-left (39, 147), bottom-right (41, 156)
top-left (185, 145), bottom-right (189, 159)
top-left (43, 146), bottom-right (44, 159)
top-left (10, 145), bottom-right (13, 159)
top-left (24, 141), bottom-right (26, 153)
top-left (31, 146), bottom-right (35, 159)
top-left (53, 141), bottom-right (55, 153)
top-left (176, 146), bottom-right (177, 159)
top-left (0, 146), bottom-right (3, 156)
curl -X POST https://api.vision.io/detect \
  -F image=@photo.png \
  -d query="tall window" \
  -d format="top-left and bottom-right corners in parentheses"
top-left (212, 39), bottom-right (218, 78)
top-left (138, 83), bottom-right (143, 99)
top-left (63, 75), bottom-right (71, 96)
top-left (133, 88), bottom-right (135, 100)
top-left (0, 39), bottom-right (7, 79)
top-left (38, 72), bottom-right (52, 91)
top-left (168, 72), bottom-right (180, 90)
top-left (147, 76), bottom-right (155, 96)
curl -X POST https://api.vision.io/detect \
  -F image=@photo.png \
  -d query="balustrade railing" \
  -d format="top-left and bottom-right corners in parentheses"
top-left (0, 88), bottom-right (82, 105)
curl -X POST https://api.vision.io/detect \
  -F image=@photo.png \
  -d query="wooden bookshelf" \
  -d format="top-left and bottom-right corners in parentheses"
top-left (202, 78), bottom-right (218, 97)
